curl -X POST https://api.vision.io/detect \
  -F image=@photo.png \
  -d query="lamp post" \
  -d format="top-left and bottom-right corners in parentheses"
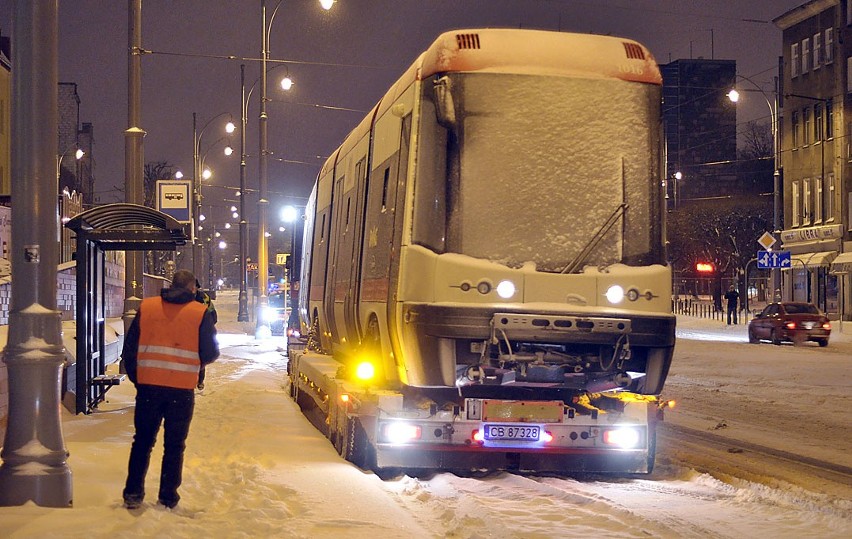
top-left (239, 62), bottom-right (292, 322)
top-left (257, 0), bottom-right (333, 336)
top-left (192, 111), bottom-right (234, 278)
top-left (728, 74), bottom-right (780, 299)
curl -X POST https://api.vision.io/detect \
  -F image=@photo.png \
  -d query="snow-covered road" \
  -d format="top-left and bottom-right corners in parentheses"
top-left (1, 291), bottom-right (849, 538)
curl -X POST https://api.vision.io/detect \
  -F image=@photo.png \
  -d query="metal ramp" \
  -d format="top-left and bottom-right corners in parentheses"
top-left (64, 203), bottom-right (189, 414)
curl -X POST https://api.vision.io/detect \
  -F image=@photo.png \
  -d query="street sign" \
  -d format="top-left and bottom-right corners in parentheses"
top-left (156, 180), bottom-right (192, 223)
top-left (757, 250), bottom-right (791, 269)
top-left (757, 231), bottom-right (777, 251)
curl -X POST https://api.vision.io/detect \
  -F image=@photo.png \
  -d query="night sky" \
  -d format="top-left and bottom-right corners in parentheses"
top-left (0, 0), bottom-right (805, 221)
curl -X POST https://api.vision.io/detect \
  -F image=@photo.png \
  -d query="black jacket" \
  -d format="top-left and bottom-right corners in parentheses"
top-left (122, 287), bottom-right (220, 386)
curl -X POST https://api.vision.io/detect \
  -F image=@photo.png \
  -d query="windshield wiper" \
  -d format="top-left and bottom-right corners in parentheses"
top-left (560, 203), bottom-right (628, 274)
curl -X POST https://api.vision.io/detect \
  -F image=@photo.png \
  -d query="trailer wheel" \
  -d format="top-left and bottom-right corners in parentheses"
top-left (645, 426), bottom-right (657, 474)
top-left (344, 418), bottom-right (375, 471)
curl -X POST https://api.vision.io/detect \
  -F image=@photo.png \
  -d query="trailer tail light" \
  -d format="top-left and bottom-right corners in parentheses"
top-left (382, 422), bottom-right (422, 444)
top-left (602, 427), bottom-right (641, 449)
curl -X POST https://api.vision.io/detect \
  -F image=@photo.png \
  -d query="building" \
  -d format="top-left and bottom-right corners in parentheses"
top-left (661, 59), bottom-right (738, 206)
top-left (775, 0), bottom-right (852, 321)
top-left (0, 32), bottom-right (10, 198)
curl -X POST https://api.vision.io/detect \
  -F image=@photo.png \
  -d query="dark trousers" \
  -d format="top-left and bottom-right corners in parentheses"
top-left (123, 385), bottom-right (195, 506)
top-left (727, 307), bottom-right (738, 325)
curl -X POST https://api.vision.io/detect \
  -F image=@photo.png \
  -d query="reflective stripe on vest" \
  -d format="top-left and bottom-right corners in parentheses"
top-left (136, 297), bottom-right (206, 390)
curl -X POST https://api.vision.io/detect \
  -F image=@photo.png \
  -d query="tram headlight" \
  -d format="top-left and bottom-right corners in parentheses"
top-left (496, 280), bottom-right (516, 299)
top-left (605, 285), bottom-right (625, 304)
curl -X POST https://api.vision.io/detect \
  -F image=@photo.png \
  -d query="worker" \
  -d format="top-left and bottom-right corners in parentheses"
top-left (121, 269), bottom-right (219, 510)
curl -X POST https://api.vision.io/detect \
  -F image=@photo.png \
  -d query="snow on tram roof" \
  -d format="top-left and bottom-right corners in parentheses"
top-left (318, 29), bottom-right (660, 178)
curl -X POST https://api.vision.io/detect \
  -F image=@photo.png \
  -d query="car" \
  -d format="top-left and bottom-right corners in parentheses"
top-left (748, 302), bottom-right (831, 347)
top-left (262, 291), bottom-right (290, 336)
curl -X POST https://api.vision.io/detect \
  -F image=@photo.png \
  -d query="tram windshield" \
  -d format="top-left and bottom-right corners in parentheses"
top-left (412, 72), bottom-right (664, 272)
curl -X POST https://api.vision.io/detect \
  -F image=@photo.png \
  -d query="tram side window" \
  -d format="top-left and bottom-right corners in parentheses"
top-left (411, 79), bottom-right (448, 253)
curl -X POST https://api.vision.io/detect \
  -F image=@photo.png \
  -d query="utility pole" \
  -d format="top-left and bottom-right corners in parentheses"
top-left (0, 0), bottom-right (73, 507)
top-left (124, 0), bottom-right (145, 328)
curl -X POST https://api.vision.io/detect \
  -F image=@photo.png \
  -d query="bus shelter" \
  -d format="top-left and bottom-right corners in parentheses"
top-left (64, 203), bottom-right (189, 414)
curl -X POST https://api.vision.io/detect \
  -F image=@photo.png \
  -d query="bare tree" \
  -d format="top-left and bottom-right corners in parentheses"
top-left (738, 120), bottom-right (773, 194)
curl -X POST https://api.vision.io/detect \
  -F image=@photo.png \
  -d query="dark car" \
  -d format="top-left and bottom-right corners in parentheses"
top-left (748, 302), bottom-right (831, 347)
top-left (263, 291), bottom-right (290, 336)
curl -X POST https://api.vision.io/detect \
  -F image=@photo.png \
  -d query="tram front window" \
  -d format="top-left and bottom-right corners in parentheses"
top-left (414, 72), bottom-right (664, 272)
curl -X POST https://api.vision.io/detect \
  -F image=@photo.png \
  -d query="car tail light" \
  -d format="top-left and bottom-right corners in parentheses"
top-left (786, 321), bottom-right (797, 330)
top-left (823, 322), bottom-right (831, 330)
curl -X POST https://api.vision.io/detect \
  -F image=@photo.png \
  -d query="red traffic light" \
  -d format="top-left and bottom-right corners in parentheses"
top-left (696, 262), bottom-right (714, 273)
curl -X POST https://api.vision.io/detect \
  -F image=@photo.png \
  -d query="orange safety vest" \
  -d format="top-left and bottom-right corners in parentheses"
top-left (136, 296), bottom-right (207, 390)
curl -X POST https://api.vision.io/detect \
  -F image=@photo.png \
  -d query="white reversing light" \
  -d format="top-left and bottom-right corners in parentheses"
top-left (496, 280), bottom-right (516, 299)
top-left (603, 427), bottom-right (641, 449)
top-left (605, 285), bottom-right (625, 304)
top-left (383, 422), bottom-right (421, 444)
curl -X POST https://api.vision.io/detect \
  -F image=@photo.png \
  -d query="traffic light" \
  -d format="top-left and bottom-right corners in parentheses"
top-left (696, 262), bottom-right (714, 273)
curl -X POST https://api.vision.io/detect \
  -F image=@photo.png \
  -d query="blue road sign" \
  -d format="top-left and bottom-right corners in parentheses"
top-left (757, 250), bottom-right (791, 269)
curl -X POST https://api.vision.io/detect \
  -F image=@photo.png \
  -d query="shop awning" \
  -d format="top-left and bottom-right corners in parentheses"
top-left (785, 251), bottom-right (837, 269)
top-left (830, 252), bottom-right (852, 273)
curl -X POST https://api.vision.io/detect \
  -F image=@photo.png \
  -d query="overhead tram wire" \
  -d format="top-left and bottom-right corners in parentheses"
top-left (137, 47), bottom-right (394, 72)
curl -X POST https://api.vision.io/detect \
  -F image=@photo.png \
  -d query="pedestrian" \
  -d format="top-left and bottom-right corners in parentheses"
top-left (194, 279), bottom-right (218, 390)
top-left (724, 284), bottom-right (740, 325)
top-left (122, 269), bottom-right (219, 510)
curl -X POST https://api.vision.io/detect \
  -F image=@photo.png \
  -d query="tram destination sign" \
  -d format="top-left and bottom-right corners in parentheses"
top-left (757, 250), bottom-right (791, 269)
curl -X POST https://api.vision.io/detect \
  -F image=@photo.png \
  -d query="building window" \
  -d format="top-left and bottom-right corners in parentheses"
top-left (826, 28), bottom-right (834, 63)
top-left (792, 43), bottom-right (801, 77)
top-left (827, 99), bottom-right (834, 138)
top-left (792, 111), bottom-right (800, 148)
top-left (815, 177), bottom-right (823, 224)
top-left (802, 38), bottom-right (811, 73)
top-left (803, 178), bottom-right (812, 225)
top-left (848, 58), bottom-right (852, 92)
top-left (792, 180), bottom-right (800, 227)
top-left (814, 104), bottom-right (823, 142)
top-left (813, 32), bottom-right (822, 69)
top-left (803, 108), bottom-right (811, 145)
top-left (826, 173), bottom-right (835, 221)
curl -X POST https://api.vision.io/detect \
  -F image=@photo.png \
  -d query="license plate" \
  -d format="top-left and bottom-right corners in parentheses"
top-left (483, 424), bottom-right (540, 441)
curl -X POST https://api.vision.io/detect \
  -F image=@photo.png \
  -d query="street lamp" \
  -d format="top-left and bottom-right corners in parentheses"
top-left (238, 62), bottom-right (293, 322)
top-left (728, 74), bottom-right (780, 299)
top-left (257, 0), bottom-right (334, 336)
top-left (192, 111), bottom-right (234, 278)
